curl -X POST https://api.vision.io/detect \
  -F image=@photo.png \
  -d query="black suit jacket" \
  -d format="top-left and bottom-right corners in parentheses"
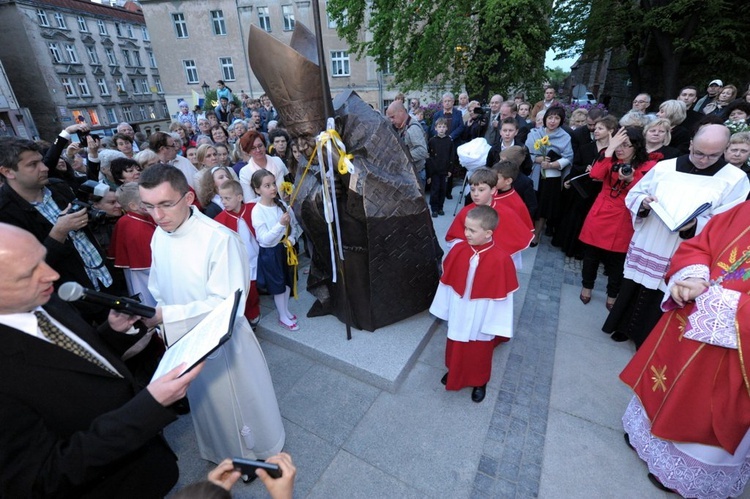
top-left (0, 297), bottom-right (178, 498)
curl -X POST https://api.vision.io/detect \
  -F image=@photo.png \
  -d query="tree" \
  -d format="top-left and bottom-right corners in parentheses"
top-left (545, 66), bottom-right (570, 92)
top-left (551, 0), bottom-right (750, 100)
top-left (327, 0), bottom-right (553, 102)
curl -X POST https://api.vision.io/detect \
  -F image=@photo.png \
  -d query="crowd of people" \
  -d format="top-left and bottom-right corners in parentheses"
top-left (2, 74), bottom-right (750, 497)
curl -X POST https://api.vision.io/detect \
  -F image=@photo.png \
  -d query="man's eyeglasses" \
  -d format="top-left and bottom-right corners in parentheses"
top-left (140, 192), bottom-right (187, 212)
top-left (633, 100), bottom-right (649, 104)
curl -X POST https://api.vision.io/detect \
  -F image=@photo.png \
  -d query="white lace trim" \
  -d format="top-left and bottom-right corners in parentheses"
top-left (623, 397), bottom-right (750, 498)
top-left (685, 285), bottom-right (740, 349)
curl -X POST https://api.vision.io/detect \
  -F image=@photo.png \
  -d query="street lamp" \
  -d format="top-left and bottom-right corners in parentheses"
top-left (201, 81), bottom-right (210, 96)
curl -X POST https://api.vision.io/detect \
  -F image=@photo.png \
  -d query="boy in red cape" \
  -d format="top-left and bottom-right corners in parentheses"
top-left (109, 182), bottom-right (157, 306)
top-left (430, 205), bottom-right (519, 403)
top-left (213, 180), bottom-right (261, 327)
top-left (619, 201), bottom-right (750, 497)
top-left (446, 167), bottom-right (533, 269)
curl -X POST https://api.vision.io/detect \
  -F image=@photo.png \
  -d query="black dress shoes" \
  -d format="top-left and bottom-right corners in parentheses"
top-left (471, 384), bottom-right (487, 403)
top-left (441, 372), bottom-right (448, 386)
top-left (610, 331), bottom-right (629, 342)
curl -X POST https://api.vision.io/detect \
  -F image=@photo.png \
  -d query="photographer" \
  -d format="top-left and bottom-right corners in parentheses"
top-left (577, 127), bottom-right (658, 314)
top-left (461, 101), bottom-right (488, 142)
top-left (0, 137), bottom-right (113, 322)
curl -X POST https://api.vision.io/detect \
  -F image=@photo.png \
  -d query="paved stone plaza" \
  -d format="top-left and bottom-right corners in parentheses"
top-left (163, 199), bottom-right (746, 498)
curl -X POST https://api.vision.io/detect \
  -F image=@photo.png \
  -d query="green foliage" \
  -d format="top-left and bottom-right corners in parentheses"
top-left (201, 90), bottom-right (241, 112)
top-left (327, 0), bottom-right (553, 102)
top-left (545, 66), bottom-right (570, 91)
top-left (550, 0), bottom-right (750, 98)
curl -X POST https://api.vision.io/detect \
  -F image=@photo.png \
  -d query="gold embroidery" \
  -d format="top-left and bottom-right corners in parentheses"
top-left (730, 247), bottom-right (738, 264)
top-left (676, 314), bottom-right (686, 341)
top-left (651, 365), bottom-right (667, 392)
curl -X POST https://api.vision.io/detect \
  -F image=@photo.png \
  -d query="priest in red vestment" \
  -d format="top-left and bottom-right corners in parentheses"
top-left (619, 200), bottom-right (750, 498)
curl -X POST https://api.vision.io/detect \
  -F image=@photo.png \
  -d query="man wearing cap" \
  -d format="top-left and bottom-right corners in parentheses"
top-left (694, 79), bottom-right (723, 113)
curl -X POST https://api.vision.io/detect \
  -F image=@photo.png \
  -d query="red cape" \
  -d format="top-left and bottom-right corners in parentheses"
top-left (620, 201), bottom-right (750, 453)
top-left (213, 202), bottom-right (257, 236)
top-left (109, 212), bottom-right (156, 270)
top-left (446, 193), bottom-right (534, 255)
top-left (440, 240), bottom-right (519, 300)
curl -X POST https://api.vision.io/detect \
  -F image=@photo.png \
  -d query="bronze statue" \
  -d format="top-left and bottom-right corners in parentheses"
top-left (247, 23), bottom-right (441, 331)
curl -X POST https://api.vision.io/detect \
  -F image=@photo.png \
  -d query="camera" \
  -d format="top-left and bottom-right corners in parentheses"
top-left (612, 163), bottom-right (634, 176)
top-left (68, 180), bottom-right (110, 226)
top-left (473, 107), bottom-right (485, 116)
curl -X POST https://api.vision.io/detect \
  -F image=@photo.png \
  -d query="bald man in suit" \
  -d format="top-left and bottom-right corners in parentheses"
top-left (0, 223), bottom-right (201, 498)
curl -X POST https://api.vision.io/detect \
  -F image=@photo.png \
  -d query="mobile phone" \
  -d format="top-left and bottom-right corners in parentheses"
top-left (232, 457), bottom-right (282, 479)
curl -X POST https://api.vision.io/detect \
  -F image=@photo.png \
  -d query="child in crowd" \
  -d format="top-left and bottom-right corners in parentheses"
top-left (198, 166), bottom-right (234, 218)
top-left (498, 146), bottom-right (537, 222)
top-left (446, 168), bottom-right (533, 267)
top-left (499, 117), bottom-right (520, 150)
top-left (430, 205), bottom-right (519, 403)
top-left (214, 180), bottom-right (261, 328)
top-left (427, 117), bottom-right (456, 218)
top-left (109, 182), bottom-right (157, 306)
top-left (491, 160), bottom-right (535, 266)
top-left (251, 169), bottom-right (303, 331)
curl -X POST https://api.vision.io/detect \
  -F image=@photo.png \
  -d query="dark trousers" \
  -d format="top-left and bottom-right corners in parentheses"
top-left (430, 173), bottom-right (449, 211)
top-left (581, 244), bottom-right (626, 298)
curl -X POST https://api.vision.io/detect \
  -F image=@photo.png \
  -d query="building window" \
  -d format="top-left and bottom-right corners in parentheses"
top-left (37, 9), bottom-right (50, 27)
top-left (114, 23), bottom-right (122, 37)
top-left (54, 12), bottom-right (67, 29)
top-left (327, 8), bottom-right (346, 28)
top-left (141, 26), bottom-right (149, 41)
top-left (61, 77), bottom-right (76, 97)
top-left (130, 78), bottom-right (140, 94)
top-left (48, 43), bottom-right (64, 63)
top-left (106, 107), bottom-right (117, 123)
top-left (139, 105), bottom-right (147, 120)
top-left (282, 5), bottom-right (295, 31)
top-left (123, 106), bottom-right (134, 122)
top-left (86, 46), bottom-right (99, 65)
top-left (140, 79), bottom-right (150, 94)
top-left (210, 10), bottom-right (227, 35)
top-left (97, 19), bottom-right (107, 35)
top-left (122, 49), bottom-right (132, 66)
top-left (161, 103), bottom-right (169, 118)
top-left (77, 78), bottom-right (91, 97)
top-left (132, 50), bottom-right (142, 67)
top-left (147, 50), bottom-right (157, 68)
top-left (105, 48), bottom-right (117, 65)
top-left (219, 57), bottom-right (235, 81)
top-left (115, 77), bottom-right (126, 93)
top-left (126, 24), bottom-right (134, 38)
top-left (172, 13), bottom-right (188, 38)
top-left (183, 59), bottom-right (198, 84)
top-left (154, 77), bottom-right (163, 93)
top-left (257, 7), bottom-right (271, 32)
top-left (97, 78), bottom-right (109, 95)
top-left (64, 44), bottom-right (79, 63)
top-left (331, 50), bottom-right (350, 77)
top-left (77, 16), bottom-right (88, 32)
top-left (87, 109), bottom-right (100, 126)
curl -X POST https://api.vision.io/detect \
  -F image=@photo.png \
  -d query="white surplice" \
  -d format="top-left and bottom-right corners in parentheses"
top-left (149, 207), bottom-right (284, 463)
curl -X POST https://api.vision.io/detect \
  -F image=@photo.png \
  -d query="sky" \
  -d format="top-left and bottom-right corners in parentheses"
top-left (545, 49), bottom-right (578, 72)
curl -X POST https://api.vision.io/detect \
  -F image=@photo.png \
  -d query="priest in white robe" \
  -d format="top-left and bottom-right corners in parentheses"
top-left (139, 164), bottom-right (285, 464)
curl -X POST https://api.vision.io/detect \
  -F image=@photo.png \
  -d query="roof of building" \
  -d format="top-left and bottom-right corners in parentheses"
top-left (20, 0), bottom-right (145, 24)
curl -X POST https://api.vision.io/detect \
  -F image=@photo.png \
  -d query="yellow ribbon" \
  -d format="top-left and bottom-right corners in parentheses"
top-left (318, 129), bottom-right (354, 175)
top-left (282, 233), bottom-right (299, 299)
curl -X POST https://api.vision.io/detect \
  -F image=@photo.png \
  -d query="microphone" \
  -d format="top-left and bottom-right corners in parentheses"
top-left (58, 282), bottom-right (156, 318)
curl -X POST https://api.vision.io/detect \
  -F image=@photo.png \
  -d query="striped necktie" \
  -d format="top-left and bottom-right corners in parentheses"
top-left (34, 311), bottom-right (118, 376)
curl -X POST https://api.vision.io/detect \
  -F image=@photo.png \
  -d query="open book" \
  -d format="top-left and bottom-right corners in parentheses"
top-left (150, 290), bottom-right (242, 381)
top-left (649, 199), bottom-right (711, 232)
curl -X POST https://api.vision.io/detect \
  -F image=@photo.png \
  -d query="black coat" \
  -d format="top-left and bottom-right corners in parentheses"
top-left (0, 297), bottom-right (178, 498)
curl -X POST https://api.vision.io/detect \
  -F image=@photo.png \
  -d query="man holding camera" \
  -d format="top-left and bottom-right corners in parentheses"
top-left (0, 137), bottom-right (112, 321)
